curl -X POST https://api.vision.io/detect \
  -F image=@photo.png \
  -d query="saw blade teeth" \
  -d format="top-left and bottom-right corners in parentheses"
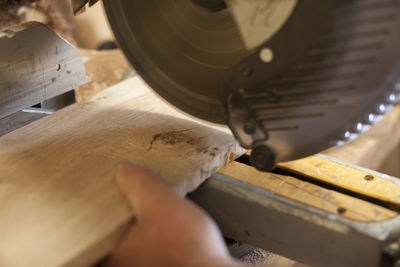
top-left (375, 103), bottom-right (393, 115)
top-left (333, 140), bottom-right (345, 147)
top-left (343, 131), bottom-right (358, 141)
top-left (353, 122), bottom-right (371, 134)
top-left (386, 92), bottom-right (400, 104)
top-left (365, 113), bottom-right (382, 125)
top-left (386, 83), bottom-right (400, 104)
top-left (339, 83), bottom-right (400, 145)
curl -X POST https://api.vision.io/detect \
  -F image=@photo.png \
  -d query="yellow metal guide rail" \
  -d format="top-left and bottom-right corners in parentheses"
top-left (222, 155), bottom-right (400, 223)
top-left (191, 154), bottom-right (400, 267)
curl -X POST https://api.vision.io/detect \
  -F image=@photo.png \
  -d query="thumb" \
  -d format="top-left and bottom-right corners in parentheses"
top-left (116, 162), bottom-right (180, 220)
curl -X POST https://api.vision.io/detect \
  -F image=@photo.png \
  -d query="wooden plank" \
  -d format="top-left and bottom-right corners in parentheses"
top-left (324, 105), bottom-right (400, 170)
top-left (0, 76), bottom-right (245, 267)
top-left (278, 156), bottom-right (400, 206)
top-left (220, 161), bottom-right (398, 223)
top-left (379, 145), bottom-right (400, 177)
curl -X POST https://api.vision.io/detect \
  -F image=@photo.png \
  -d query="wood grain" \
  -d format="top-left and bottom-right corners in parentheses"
top-left (0, 76), bottom-right (245, 267)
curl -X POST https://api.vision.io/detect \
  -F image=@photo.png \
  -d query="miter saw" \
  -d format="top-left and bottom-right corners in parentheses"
top-left (95, 3), bottom-right (400, 266)
top-left (89, 0), bottom-right (400, 171)
top-left (2, 1), bottom-right (400, 266)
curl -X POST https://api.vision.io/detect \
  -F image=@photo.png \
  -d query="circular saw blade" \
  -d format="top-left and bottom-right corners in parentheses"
top-left (104, 0), bottom-right (400, 162)
top-left (103, 0), bottom-right (248, 123)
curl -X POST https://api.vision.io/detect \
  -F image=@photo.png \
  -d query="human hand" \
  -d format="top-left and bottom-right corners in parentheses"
top-left (103, 162), bottom-right (244, 267)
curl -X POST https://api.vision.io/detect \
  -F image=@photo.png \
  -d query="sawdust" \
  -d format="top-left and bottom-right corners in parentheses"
top-left (240, 248), bottom-right (270, 265)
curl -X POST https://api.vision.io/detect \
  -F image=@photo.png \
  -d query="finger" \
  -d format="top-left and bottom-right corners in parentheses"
top-left (116, 162), bottom-right (180, 219)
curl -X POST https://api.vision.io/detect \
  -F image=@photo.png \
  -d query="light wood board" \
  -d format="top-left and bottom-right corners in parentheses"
top-left (324, 105), bottom-right (400, 170)
top-left (0, 76), bottom-right (245, 267)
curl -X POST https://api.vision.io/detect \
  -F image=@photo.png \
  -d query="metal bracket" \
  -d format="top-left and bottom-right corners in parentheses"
top-left (0, 22), bottom-right (90, 134)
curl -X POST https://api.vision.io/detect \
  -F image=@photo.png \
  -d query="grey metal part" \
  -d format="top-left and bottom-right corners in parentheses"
top-left (0, 91), bottom-right (76, 136)
top-left (0, 110), bottom-right (47, 136)
top-left (190, 160), bottom-right (400, 267)
top-left (0, 22), bottom-right (90, 120)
